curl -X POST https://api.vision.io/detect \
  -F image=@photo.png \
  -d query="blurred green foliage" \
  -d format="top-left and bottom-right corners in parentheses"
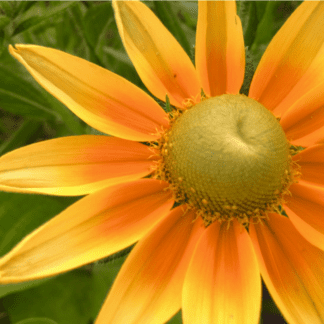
top-left (0, 1), bottom-right (302, 323)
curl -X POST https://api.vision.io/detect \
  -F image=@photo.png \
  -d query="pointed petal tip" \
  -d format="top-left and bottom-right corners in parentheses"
top-left (0, 135), bottom-right (157, 196)
top-left (8, 44), bottom-right (14, 53)
top-left (9, 44), bottom-right (169, 141)
top-left (113, 0), bottom-right (200, 107)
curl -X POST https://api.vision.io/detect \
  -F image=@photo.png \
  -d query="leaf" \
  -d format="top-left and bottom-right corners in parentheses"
top-left (15, 318), bottom-right (58, 324)
top-left (0, 192), bottom-right (79, 298)
top-left (239, 2), bottom-right (260, 48)
top-left (12, 2), bottom-right (76, 36)
top-left (251, 1), bottom-right (302, 63)
top-left (0, 16), bottom-right (11, 29)
top-left (153, 2), bottom-right (192, 56)
top-left (0, 2), bottom-right (15, 18)
top-left (2, 258), bottom-right (126, 324)
top-left (102, 46), bottom-right (132, 66)
top-left (0, 64), bottom-right (61, 120)
top-left (83, 2), bottom-right (113, 49)
top-left (13, 16), bottom-right (45, 37)
top-left (15, 1), bottom-right (37, 15)
top-left (0, 120), bottom-right (41, 156)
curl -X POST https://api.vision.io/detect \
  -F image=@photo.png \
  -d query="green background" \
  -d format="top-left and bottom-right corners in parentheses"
top-left (0, 1), bottom-right (302, 323)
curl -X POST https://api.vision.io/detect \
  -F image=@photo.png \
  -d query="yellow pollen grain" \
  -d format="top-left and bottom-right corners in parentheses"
top-left (202, 199), bottom-right (208, 205)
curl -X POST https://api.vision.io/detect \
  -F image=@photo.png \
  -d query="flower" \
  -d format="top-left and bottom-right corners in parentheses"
top-left (1, 1), bottom-right (324, 323)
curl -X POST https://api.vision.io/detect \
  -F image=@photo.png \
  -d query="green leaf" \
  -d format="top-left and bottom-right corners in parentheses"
top-left (15, 1), bottom-right (37, 16)
top-left (102, 46), bottom-right (132, 66)
top-left (0, 64), bottom-right (61, 120)
top-left (240, 2), bottom-right (259, 48)
top-left (0, 120), bottom-right (41, 156)
top-left (83, 2), bottom-right (113, 50)
top-left (13, 16), bottom-right (44, 37)
top-left (0, 2), bottom-right (15, 18)
top-left (153, 2), bottom-right (192, 56)
top-left (12, 2), bottom-right (76, 36)
top-left (0, 53), bottom-right (84, 135)
top-left (15, 318), bottom-right (58, 324)
top-left (0, 192), bottom-right (78, 257)
top-left (2, 258), bottom-right (126, 324)
top-left (251, 1), bottom-right (302, 63)
top-left (0, 192), bottom-right (79, 298)
top-left (0, 16), bottom-right (11, 29)
top-left (0, 30), bottom-right (4, 57)
top-left (0, 278), bottom-right (51, 300)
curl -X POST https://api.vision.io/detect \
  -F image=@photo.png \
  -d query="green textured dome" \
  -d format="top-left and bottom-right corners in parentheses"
top-left (164, 94), bottom-right (290, 216)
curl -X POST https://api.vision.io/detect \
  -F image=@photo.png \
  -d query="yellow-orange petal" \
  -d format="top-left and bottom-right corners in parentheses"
top-left (112, 0), bottom-right (200, 108)
top-left (0, 179), bottom-right (174, 283)
top-left (289, 126), bottom-right (324, 147)
top-left (250, 213), bottom-right (324, 324)
top-left (249, 2), bottom-right (324, 117)
top-left (195, 1), bottom-right (245, 97)
top-left (9, 44), bottom-right (169, 141)
top-left (284, 183), bottom-right (324, 251)
top-left (0, 135), bottom-right (156, 196)
top-left (292, 144), bottom-right (324, 188)
top-left (182, 220), bottom-right (261, 324)
top-left (95, 207), bottom-right (205, 324)
top-left (280, 81), bottom-right (324, 146)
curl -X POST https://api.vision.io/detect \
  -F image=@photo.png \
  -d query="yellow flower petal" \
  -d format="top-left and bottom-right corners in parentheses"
top-left (195, 1), bottom-right (245, 97)
top-left (250, 213), bottom-right (324, 324)
top-left (95, 207), bottom-right (205, 324)
top-left (182, 220), bottom-right (261, 324)
top-left (112, 0), bottom-right (201, 108)
top-left (9, 44), bottom-right (169, 141)
top-left (249, 1), bottom-right (324, 117)
top-left (284, 183), bottom-right (324, 250)
top-left (292, 144), bottom-right (324, 188)
top-left (0, 179), bottom-right (173, 283)
top-left (280, 81), bottom-right (324, 146)
top-left (0, 135), bottom-right (156, 196)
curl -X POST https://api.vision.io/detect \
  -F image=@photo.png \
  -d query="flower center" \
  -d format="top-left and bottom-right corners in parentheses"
top-left (159, 94), bottom-right (292, 226)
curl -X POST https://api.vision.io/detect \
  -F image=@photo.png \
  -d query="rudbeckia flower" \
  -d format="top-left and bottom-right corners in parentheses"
top-left (1, 1), bottom-right (324, 323)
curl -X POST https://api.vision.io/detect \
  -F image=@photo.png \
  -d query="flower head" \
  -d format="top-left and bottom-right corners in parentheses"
top-left (1, 1), bottom-right (324, 323)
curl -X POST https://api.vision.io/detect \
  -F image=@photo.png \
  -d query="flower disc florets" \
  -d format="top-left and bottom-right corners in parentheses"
top-left (156, 94), bottom-right (295, 226)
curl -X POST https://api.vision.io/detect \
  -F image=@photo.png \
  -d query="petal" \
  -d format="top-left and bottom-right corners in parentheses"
top-left (182, 220), bottom-right (261, 324)
top-left (292, 144), bottom-right (324, 188)
top-left (280, 81), bottom-right (324, 146)
top-left (0, 135), bottom-right (156, 196)
top-left (0, 179), bottom-right (174, 283)
top-left (249, 2), bottom-right (324, 117)
top-left (250, 213), bottom-right (324, 324)
top-left (195, 1), bottom-right (245, 97)
top-left (95, 206), bottom-right (205, 324)
top-left (284, 182), bottom-right (324, 250)
top-left (112, 0), bottom-right (200, 108)
top-left (288, 126), bottom-right (324, 147)
top-left (9, 44), bottom-right (169, 141)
